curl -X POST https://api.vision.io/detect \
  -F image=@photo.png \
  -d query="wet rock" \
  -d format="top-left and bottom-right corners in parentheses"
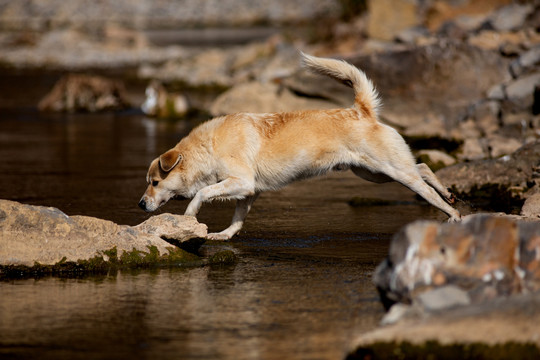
top-left (374, 214), bottom-right (540, 311)
top-left (437, 140), bottom-right (540, 207)
top-left (38, 74), bottom-right (130, 113)
top-left (0, 200), bottom-right (207, 268)
top-left (141, 80), bottom-right (190, 118)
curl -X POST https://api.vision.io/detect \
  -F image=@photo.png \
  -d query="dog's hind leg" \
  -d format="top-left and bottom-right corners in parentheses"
top-left (207, 194), bottom-right (259, 241)
top-left (392, 169), bottom-right (461, 222)
top-left (416, 163), bottom-right (456, 204)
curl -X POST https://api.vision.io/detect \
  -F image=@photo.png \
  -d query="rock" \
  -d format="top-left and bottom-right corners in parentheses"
top-left (394, 26), bottom-right (430, 44)
top-left (345, 40), bottom-right (509, 133)
top-left (348, 292), bottom-right (540, 357)
top-left (38, 74), bottom-right (130, 113)
top-left (459, 137), bottom-right (487, 161)
top-left (0, 200), bottom-right (207, 268)
top-left (471, 100), bottom-right (500, 135)
top-left (486, 3), bottom-right (534, 32)
top-left (416, 150), bottom-right (456, 171)
top-left (425, 0), bottom-right (510, 32)
top-left (374, 214), bottom-right (540, 310)
top-left (505, 72), bottom-right (540, 111)
top-left (510, 46), bottom-right (540, 78)
top-left (139, 48), bottom-right (236, 89)
top-left (210, 81), bottom-right (336, 116)
top-left (0, 0), bottom-right (341, 31)
top-left (487, 134), bottom-right (523, 158)
top-left (366, 0), bottom-right (421, 41)
top-left (521, 193), bottom-right (540, 218)
top-left (416, 285), bottom-right (471, 312)
top-left (141, 80), bottom-right (190, 118)
top-left (437, 140), bottom-right (540, 205)
top-left (487, 83), bottom-right (505, 100)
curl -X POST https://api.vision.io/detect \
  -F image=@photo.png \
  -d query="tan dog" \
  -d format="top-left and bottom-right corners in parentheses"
top-left (139, 53), bottom-right (461, 240)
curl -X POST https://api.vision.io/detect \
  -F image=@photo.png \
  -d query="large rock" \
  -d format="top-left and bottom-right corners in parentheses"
top-left (210, 81), bottom-right (336, 116)
top-left (348, 213), bottom-right (540, 358)
top-left (374, 214), bottom-right (540, 311)
top-left (348, 292), bottom-right (540, 358)
top-left (436, 140), bottom-right (540, 210)
top-left (38, 74), bottom-right (131, 112)
top-left (0, 200), bottom-right (207, 268)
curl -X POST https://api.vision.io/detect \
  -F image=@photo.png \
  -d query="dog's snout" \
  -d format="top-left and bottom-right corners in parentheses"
top-left (138, 199), bottom-right (147, 211)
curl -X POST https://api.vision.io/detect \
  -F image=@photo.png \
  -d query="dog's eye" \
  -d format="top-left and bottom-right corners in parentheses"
top-left (152, 180), bottom-right (159, 187)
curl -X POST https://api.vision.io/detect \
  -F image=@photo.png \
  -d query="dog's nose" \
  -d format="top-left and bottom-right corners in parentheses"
top-left (138, 199), bottom-right (147, 211)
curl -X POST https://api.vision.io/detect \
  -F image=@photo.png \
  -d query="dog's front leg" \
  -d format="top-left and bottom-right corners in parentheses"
top-left (207, 193), bottom-right (259, 241)
top-left (184, 177), bottom-right (255, 217)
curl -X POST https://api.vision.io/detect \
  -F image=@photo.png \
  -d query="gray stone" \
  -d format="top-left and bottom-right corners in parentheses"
top-left (487, 4), bottom-right (534, 32)
top-left (506, 72), bottom-right (540, 111)
top-left (416, 286), bottom-right (471, 312)
top-left (510, 46), bottom-right (540, 78)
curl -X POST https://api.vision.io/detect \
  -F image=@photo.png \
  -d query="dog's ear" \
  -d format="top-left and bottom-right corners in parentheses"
top-left (159, 149), bottom-right (182, 172)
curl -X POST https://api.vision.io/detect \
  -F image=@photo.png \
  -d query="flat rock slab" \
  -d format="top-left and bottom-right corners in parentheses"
top-left (0, 200), bottom-right (207, 268)
top-left (348, 292), bottom-right (540, 359)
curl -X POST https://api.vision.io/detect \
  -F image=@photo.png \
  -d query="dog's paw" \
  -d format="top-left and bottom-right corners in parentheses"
top-left (206, 232), bottom-right (232, 241)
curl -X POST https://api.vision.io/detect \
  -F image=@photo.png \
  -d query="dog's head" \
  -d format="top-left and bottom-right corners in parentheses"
top-left (138, 147), bottom-right (187, 212)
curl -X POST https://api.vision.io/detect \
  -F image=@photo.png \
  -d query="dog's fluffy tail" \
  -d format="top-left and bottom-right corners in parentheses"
top-left (300, 52), bottom-right (381, 119)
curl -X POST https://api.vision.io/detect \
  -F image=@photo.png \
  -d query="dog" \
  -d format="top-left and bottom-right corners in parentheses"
top-left (139, 53), bottom-right (461, 240)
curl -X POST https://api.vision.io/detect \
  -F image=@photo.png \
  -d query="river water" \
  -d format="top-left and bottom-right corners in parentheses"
top-left (0, 72), bottom-right (447, 359)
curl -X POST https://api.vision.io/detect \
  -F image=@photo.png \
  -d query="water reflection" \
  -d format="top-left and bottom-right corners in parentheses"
top-left (0, 75), bottom-right (447, 359)
top-left (1, 244), bottom-right (385, 360)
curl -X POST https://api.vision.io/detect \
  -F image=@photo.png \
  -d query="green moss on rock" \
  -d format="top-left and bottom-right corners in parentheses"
top-left (208, 250), bottom-right (237, 265)
top-left (0, 245), bottom-right (203, 279)
top-left (347, 341), bottom-right (540, 360)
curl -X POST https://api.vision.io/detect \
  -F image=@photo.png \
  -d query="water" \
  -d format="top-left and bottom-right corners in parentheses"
top-left (0, 72), bottom-right (447, 359)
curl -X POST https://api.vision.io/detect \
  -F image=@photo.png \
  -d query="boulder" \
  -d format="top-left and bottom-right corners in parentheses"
top-left (0, 200), bottom-right (207, 268)
top-left (345, 41), bottom-right (508, 131)
top-left (485, 3), bottom-right (535, 32)
top-left (366, 0), bottom-right (421, 41)
top-left (348, 292), bottom-right (540, 358)
top-left (374, 214), bottom-right (540, 311)
top-left (210, 81), bottom-right (336, 116)
top-left (38, 74), bottom-right (131, 112)
top-left (437, 140), bottom-right (540, 210)
top-left (348, 213), bottom-right (540, 358)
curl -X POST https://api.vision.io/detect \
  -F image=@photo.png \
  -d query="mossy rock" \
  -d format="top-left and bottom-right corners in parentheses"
top-left (347, 341), bottom-right (540, 360)
top-left (0, 245), bottom-right (203, 279)
top-left (208, 250), bottom-right (238, 265)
